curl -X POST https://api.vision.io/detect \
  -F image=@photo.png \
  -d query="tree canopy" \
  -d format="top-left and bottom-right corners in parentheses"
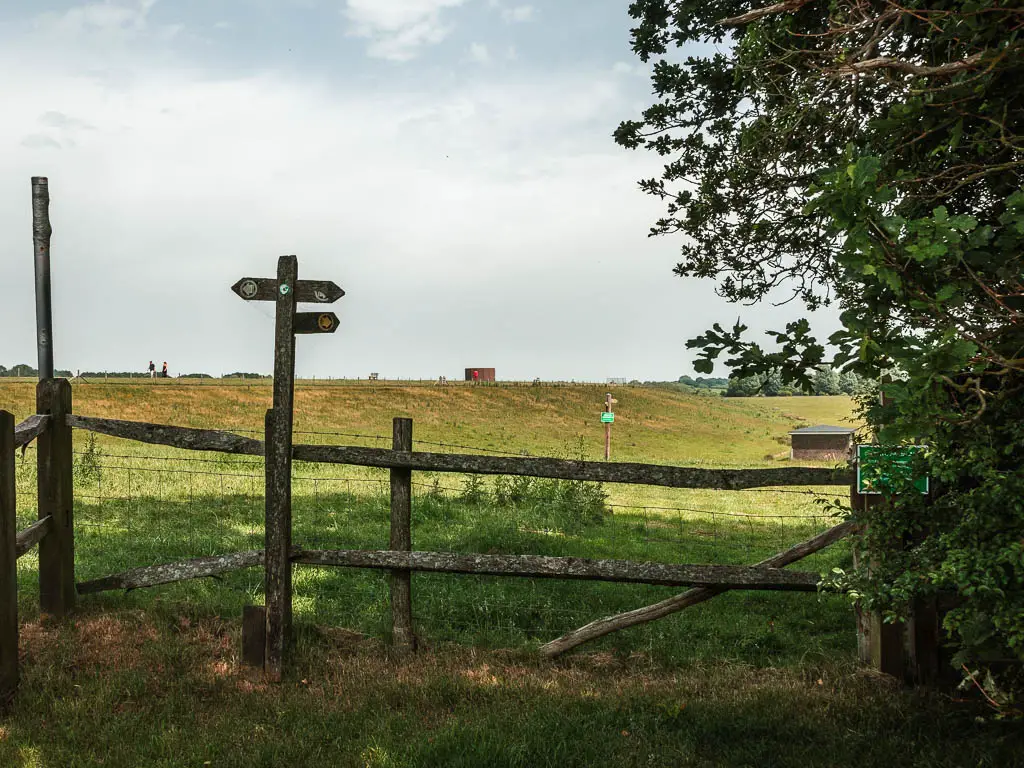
top-left (617, 0), bottom-right (1023, 699)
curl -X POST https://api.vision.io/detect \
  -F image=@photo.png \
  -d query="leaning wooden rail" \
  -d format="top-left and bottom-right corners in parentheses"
top-left (66, 414), bottom-right (853, 489)
top-left (76, 547), bottom-right (823, 594)
top-left (15, 516), bottom-right (52, 559)
top-left (14, 414), bottom-right (50, 450)
top-left (540, 519), bottom-right (860, 658)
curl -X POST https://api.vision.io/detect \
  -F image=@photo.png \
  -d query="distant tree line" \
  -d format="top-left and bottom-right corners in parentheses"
top-left (0, 364), bottom-right (71, 377)
top-left (0, 365), bottom-right (274, 380)
top-left (677, 375), bottom-right (729, 390)
top-left (724, 366), bottom-right (869, 397)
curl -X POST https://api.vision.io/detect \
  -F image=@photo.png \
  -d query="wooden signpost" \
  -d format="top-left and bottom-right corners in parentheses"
top-left (602, 393), bottom-right (617, 460)
top-left (233, 256), bottom-right (344, 680)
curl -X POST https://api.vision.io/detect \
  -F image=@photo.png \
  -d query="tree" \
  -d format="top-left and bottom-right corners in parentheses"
top-left (838, 370), bottom-right (865, 396)
top-left (812, 366), bottom-right (842, 396)
top-left (617, 0), bottom-right (1024, 692)
top-left (724, 373), bottom-right (763, 397)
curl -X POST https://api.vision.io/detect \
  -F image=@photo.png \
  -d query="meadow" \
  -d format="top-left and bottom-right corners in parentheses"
top-left (1, 380), bottom-right (1018, 767)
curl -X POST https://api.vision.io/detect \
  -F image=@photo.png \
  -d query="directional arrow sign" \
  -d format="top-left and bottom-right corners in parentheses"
top-left (294, 311), bottom-right (339, 334)
top-left (232, 277), bottom-right (345, 304)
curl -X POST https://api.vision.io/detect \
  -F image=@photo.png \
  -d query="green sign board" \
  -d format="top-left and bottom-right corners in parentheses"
top-left (601, 412), bottom-right (615, 424)
top-left (856, 445), bottom-right (929, 495)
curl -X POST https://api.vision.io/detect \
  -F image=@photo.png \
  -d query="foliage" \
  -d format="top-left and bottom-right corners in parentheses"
top-left (678, 374), bottom-right (729, 389)
top-left (0, 363), bottom-right (70, 377)
top-left (723, 366), bottom-right (864, 397)
top-left (617, 0), bottom-right (1024, 683)
top-left (74, 431), bottom-right (103, 484)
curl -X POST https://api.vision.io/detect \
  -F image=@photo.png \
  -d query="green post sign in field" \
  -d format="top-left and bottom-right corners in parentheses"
top-left (600, 412), bottom-right (614, 424)
top-left (856, 445), bottom-right (929, 495)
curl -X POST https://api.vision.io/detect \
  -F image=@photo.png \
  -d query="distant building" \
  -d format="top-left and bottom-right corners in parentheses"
top-left (464, 368), bottom-right (495, 382)
top-left (788, 425), bottom-right (856, 460)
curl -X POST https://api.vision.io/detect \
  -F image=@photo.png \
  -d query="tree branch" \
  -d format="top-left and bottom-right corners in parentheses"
top-left (835, 52), bottom-right (985, 78)
top-left (719, 0), bottom-right (814, 27)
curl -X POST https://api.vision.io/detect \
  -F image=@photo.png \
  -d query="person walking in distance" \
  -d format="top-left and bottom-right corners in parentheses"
top-left (161, 361), bottom-right (168, 378)
top-left (148, 360), bottom-right (156, 378)
top-left (472, 369), bottom-right (479, 385)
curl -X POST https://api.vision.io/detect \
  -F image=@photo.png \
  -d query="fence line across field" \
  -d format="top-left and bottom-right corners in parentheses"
top-left (3, 396), bottom-right (862, 699)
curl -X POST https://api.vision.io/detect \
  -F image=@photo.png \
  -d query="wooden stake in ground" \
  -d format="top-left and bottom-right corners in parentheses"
top-left (539, 519), bottom-right (858, 658)
top-left (389, 417), bottom-right (415, 651)
top-left (0, 411), bottom-right (18, 702)
top-left (36, 378), bottom-right (74, 617)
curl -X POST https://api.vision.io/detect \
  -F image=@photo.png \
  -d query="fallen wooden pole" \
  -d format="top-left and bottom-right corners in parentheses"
top-left (539, 519), bottom-right (859, 658)
top-left (15, 516), bottom-right (52, 559)
top-left (14, 415), bottom-right (49, 450)
top-left (293, 549), bottom-right (823, 590)
top-left (76, 549), bottom-right (265, 594)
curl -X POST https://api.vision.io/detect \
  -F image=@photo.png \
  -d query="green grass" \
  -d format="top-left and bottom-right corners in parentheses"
top-left (2, 380), bottom-right (1015, 767)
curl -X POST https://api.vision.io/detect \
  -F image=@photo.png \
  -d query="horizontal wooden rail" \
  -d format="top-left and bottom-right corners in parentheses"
top-left (295, 446), bottom-right (851, 489)
top-left (293, 549), bottom-right (823, 590)
top-left (76, 548), bottom-right (824, 594)
top-left (14, 414), bottom-right (49, 449)
top-left (67, 415), bottom-right (263, 455)
top-left (67, 414), bottom-right (852, 489)
top-left (15, 516), bottom-right (52, 559)
top-left (77, 549), bottom-right (264, 594)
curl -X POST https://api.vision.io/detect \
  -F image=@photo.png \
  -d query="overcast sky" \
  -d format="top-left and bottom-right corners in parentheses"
top-left (0, 0), bottom-right (833, 381)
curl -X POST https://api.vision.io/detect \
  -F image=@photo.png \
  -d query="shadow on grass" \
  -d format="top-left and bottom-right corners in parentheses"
top-left (14, 489), bottom-right (856, 668)
top-left (1, 607), bottom-right (1019, 768)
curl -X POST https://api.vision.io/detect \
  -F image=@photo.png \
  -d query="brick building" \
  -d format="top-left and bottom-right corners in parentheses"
top-left (789, 425), bottom-right (856, 460)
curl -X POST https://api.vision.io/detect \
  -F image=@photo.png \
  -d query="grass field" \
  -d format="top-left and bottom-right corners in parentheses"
top-left (1, 380), bottom-right (1018, 767)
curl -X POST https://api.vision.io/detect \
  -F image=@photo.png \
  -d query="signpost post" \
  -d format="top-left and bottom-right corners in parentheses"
top-left (232, 257), bottom-right (344, 680)
top-left (602, 393), bottom-right (617, 461)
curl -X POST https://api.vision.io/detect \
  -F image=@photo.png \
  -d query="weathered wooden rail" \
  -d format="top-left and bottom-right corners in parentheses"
top-left (78, 547), bottom-right (823, 594)
top-left (65, 414), bottom-right (853, 489)
top-left (14, 414), bottom-right (49, 450)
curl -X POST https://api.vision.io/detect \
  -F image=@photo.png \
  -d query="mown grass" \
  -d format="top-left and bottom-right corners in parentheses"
top-left (2, 381), bottom-right (1014, 767)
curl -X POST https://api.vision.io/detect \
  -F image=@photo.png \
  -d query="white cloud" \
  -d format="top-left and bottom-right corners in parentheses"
top-left (501, 5), bottom-right (534, 23)
top-left (468, 42), bottom-right (490, 64)
top-left (0, 10), bottom-right (825, 380)
top-left (344, 0), bottom-right (471, 61)
top-left (33, 0), bottom-right (157, 41)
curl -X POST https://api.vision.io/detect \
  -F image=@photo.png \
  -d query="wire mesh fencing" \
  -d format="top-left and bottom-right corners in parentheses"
top-left (21, 426), bottom-right (857, 663)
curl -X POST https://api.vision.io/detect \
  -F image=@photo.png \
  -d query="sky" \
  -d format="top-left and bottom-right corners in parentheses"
top-left (0, 0), bottom-right (833, 381)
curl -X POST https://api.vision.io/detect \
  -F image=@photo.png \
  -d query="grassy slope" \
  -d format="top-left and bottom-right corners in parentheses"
top-left (3, 382), bottom-right (1014, 767)
top-left (0, 380), bottom-right (857, 465)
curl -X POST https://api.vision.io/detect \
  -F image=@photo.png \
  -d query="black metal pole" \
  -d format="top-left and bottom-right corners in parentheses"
top-left (32, 177), bottom-right (54, 380)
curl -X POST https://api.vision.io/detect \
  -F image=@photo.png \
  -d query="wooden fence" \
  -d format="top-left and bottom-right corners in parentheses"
top-left (5, 378), bottom-right (924, 697)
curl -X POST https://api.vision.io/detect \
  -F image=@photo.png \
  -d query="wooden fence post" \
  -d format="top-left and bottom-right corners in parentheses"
top-left (0, 411), bottom-right (18, 702)
top-left (37, 378), bottom-right (74, 617)
top-left (851, 482), bottom-right (904, 679)
top-left (390, 417), bottom-right (415, 651)
top-left (265, 255), bottom-right (298, 681)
